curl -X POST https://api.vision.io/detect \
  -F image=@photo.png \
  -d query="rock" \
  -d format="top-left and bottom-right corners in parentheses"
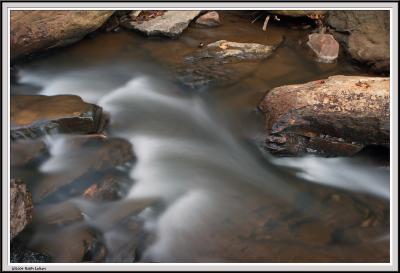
top-left (269, 10), bottom-right (326, 18)
top-left (11, 139), bottom-right (49, 167)
top-left (258, 75), bottom-right (389, 156)
top-left (307, 33), bottom-right (339, 62)
top-left (30, 225), bottom-right (106, 262)
top-left (83, 172), bottom-right (133, 202)
top-left (325, 10), bottom-right (389, 73)
top-left (11, 241), bottom-right (51, 263)
top-left (176, 40), bottom-right (279, 89)
top-left (10, 11), bottom-right (114, 61)
top-left (32, 136), bottom-right (135, 202)
top-left (10, 179), bottom-right (33, 240)
top-left (188, 40), bottom-right (277, 63)
top-left (11, 95), bottom-right (103, 140)
top-left (195, 11), bottom-right (221, 27)
top-left (121, 10), bottom-right (201, 38)
top-left (33, 201), bottom-right (83, 228)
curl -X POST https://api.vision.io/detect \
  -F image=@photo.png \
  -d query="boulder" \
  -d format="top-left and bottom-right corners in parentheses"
top-left (307, 33), bottom-right (339, 63)
top-left (325, 10), bottom-right (389, 73)
top-left (32, 136), bottom-right (135, 202)
top-left (195, 11), bottom-right (221, 27)
top-left (11, 11), bottom-right (114, 60)
top-left (10, 179), bottom-right (33, 240)
top-left (258, 75), bottom-right (389, 156)
top-left (11, 95), bottom-right (103, 140)
top-left (121, 10), bottom-right (201, 38)
top-left (176, 40), bottom-right (279, 89)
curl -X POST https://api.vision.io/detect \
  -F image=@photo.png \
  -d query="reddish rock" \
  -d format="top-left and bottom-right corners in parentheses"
top-left (195, 11), bottom-right (221, 27)
top-left (11, 11), bottom-right (114, 60)
top-left (307, 33), bottom-right (339, 62)
top-left (10, 179), bottom-right (33, 239)
top-left (259, 75), bottom-right (389, 156)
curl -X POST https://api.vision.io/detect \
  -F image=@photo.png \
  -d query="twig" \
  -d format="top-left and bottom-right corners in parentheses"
top-left (251, 13), bottom-right (264, 24)
top-left (262, 15), bottom-right (270, 32)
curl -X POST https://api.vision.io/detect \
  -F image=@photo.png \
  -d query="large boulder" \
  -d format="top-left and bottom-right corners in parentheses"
top-left (10, 179), bottom-right (33, 240)
top-left (11, 95), bottom-right (103, 140)
top-left (325, 10), bottom-right (389, 73)
top-left (176, 40), bottom-right (279, 90)
top-left (10, 10), bottom-right (114, 60)
top-left (258, 75), bottom-right (389, 156)
top-left (121, 10), bottom-right (201, 38)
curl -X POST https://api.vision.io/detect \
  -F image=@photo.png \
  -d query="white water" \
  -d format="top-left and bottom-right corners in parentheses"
top-left (18, 69), bottom-right (390, 261)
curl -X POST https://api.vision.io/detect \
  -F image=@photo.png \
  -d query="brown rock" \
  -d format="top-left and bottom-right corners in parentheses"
top-left (10, 179), bottom-right (33, 240)
top-left (195, 11), bottom-right (221, 27)
top-left (11, 139), bottom-right (49, 167)
top-left (259, 75), bottom-right (389, 156)
top-left (325, 10), bottom-right (389, 73)
top-left (33, 201), bottom-right (83, 228)
top-left (307, 33), bottom-right (339, 62)
top-left (11, 10), bottom-right (114, 60)
top-left (11, 95), bottom-right (103, 140)
top-left (32, 136), bottom-right (135, 202)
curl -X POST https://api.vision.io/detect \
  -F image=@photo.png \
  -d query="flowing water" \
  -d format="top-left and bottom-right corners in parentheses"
top-left (11, 12), bottom-right (390, 262)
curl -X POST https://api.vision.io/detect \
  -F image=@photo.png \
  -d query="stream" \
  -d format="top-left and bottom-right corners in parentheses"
top-left (11, 12), bottom-right (390, 263)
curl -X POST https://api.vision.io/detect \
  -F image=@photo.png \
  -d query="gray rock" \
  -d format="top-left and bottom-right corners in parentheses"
top-left (259, 75), bottom-right (390, 156)
top-left (325, 10), bottom-right (389, 73)
top-left (122, 10), bottom-right (201, 38)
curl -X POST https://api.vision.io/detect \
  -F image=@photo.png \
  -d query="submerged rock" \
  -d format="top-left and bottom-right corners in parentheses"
top-left (11, 11), bottom-right (114, 61)
top-left (176, 40), bottom-right (279, 89)
top-left (33, 201), bottom-right (83, 228)
top-left (11, 139), bottom-right (49, 167)
top-left (121, 10), bottom-right (201, 38)
top-left (325, 10), bottom-right (389, 73)
top-left (307, 33), bottom-right (339, 63)
top-left (11, 179), bottom-right (33, 240)
top-left (11, 95), bottom-right (103, 140)
top-left (32, 135), bottom-right (135, 202)
top-left (11, 241), bottom-right (51, 263)
top-left (258, 75), bottom-right (389, 156)
top-left (195, 11), bottom-right (221, 27)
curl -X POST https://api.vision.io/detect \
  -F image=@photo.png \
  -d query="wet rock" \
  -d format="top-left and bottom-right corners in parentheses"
top-left (11, 179), bottom-right (33, 240)
top-left (11, 139), bottom-right (49, 167)
top-left (325, 10), bottom-right (389, 73)
top-left (11, 240), bottom-right (51, 263)
top-left (11, 95), bottom-right (103, 140)
top-left (259, 75), bottom-right (389, 156)
top-left (30, 225), bottom-right (106, 262)
top-left (121, 10), bottom-right (201, 38)
top-left (32, 136), bottom-right (135, 202)
top-left (307, 33), bottom-right (339, 63)
top-left (11, 11), bottom-right (114, 61)
top-left (176, 40), bottom-right (279, 90)
top-left (83, 172), bottom-right (133, 202)
top-left (188, 40), bottom-right (277, 63)
top-left (195, 11), bottom-right (221, 27)
top-left (33, 201), bottom-right (83, 228)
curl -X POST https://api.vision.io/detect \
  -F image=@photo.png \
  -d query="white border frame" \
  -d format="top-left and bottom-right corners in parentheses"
top-left (2, 1), bottom-right (398, 271)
